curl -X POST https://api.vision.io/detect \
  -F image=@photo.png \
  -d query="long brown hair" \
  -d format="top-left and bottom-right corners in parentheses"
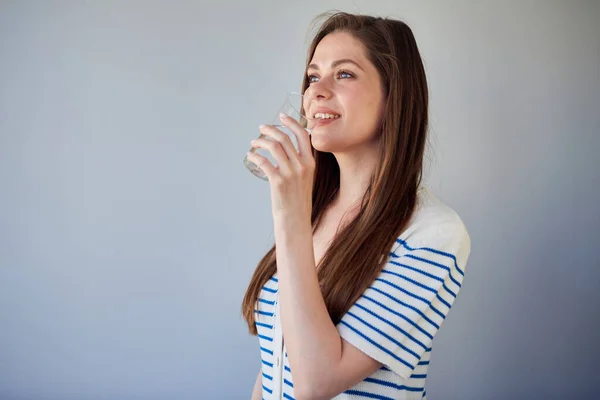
top-left (242, 11), bottom-right (429, 335)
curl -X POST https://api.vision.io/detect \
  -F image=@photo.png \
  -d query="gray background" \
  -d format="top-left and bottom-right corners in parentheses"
top-left (1, 1), bottom-right (599, 399)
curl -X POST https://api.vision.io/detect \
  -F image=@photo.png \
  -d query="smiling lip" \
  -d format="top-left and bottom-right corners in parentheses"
top-left (313, 117), bottom-right (341, 128)
top-left (311, 107), bottom-right (341, 117)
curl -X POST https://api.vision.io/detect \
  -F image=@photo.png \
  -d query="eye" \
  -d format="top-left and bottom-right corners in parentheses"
top-left (306, 70), bottom-right (354, 84)
top-left (337, 70), bottom-right (353, 79)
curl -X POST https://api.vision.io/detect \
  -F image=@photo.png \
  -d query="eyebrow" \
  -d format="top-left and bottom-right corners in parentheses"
top-left (307, 59), bottom-right (364, 72)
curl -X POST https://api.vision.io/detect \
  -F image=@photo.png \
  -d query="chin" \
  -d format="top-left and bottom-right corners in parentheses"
top-left (310, 131), bottom-right (342, 153)
top-left (311, 129), bottom-right (380, 155)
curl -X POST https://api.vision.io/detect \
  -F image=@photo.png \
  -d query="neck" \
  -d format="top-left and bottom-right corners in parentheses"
top-left (330, 140), bottom-right (380, 213)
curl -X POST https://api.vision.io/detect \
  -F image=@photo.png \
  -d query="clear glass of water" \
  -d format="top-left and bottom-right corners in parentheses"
top-left (243, 92), bottom-right (312, 181)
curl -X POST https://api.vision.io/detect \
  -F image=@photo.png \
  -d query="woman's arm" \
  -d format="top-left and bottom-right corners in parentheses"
top-left (250, 369), bottom-right (262, 400)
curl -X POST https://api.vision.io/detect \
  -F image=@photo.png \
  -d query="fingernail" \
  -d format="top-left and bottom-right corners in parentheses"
top-left (279, 112), bottom-right (288, 119)
top-left (259, 124), bottom-right (266, 129)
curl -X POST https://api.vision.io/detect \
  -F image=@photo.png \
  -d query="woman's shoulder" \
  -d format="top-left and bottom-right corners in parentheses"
top-left (394, 186), bottom-right (470, 251)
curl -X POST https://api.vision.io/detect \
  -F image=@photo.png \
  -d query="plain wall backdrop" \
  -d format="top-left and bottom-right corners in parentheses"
top-left (1, 1), bottom-right (599, 399)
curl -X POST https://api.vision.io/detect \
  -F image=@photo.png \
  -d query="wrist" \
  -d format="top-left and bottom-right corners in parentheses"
top-left (273, 214), bottom-right (312, 241)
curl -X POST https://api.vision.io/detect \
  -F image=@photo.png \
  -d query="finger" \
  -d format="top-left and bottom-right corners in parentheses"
top-left (258, 124), bottom-right (300, 167)
top-left (279, 113), bottom-right (312, 158)
top-left (245, 151), bottom-right (278, 181)
top-left (251, 137), bottom-right (292, 175)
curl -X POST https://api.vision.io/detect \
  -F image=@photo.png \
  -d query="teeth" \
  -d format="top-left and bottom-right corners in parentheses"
top-left (314, 113), bottom-right (340, 119)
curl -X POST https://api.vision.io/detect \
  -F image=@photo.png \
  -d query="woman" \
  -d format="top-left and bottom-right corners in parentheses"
top-left (242, 11), bottom-right (471, 400)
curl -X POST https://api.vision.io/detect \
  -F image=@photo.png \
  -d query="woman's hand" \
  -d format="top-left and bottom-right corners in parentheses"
top-left (246, 113), bottom-right (314, 222)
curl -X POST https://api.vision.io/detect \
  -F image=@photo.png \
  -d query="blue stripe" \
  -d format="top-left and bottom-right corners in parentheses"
top-left (442, 282), bottom-right (458, 298)
top-left (260, 346), bottom-right (273, 355)
top-left (343, 390), bottom-right (395, 400)
top-left (284, 378), bottom-right (294, 388)
top-left (423, 390), bottom-right (427, 398)
top-left (380, 270), bottom-right (452, 319)
top-left (258, 334), bottom-right (273, 342)
top-left (262, 384), bottom-right (272, 394)
top-left (425, 248), bottom-right (465, 277)
top-left (370, 285), bottom-right (440, 330)
top-left (418, 360), bottom-right (429, 365)
top-left (374, 277), bottom-right (430, 305)
top-left (346, 311), bottom-right (420, 359)
top-left (394, 241), bottom-right (463, 295)
top-left (405, 254), bottom-right (462, 289)
top-left (404, 253), bottom-right (450, 274)
top-left (362, 295), bottom-right (433, 340)
top-left (411, 373), bottom-right (427, 379)
top-left (389, 252), bottom-right (399, 258)
top-left (396, 238), bottom-right (465, 276)
top-left (364, 377), bottom-right (424, 392)
top-left (339, 320), bottom-right (414, 370)
top-left (262, 286), bottom-right (277, 293)
top-left (256, 322), bottom-right (273, 330)
top-left (448, 273), bottom-right (461, 289)
top-left (270, 277), bottom-right (279, 283)
top-left (262, 359), bottom-right (274, 368)
top-left (389, 260), bottom-right (444, 283)
top-left (283, 393), bottom-right (295, 400)
top-left (430, 304), bottom-right (446, 320)
top-left (254, 310), bottom-right (274, 317)
top-left (259, 298), bottom-right (276, 305)
top-left (354, 303), bottom-right (428, 351)
top-left (436, 293), bottom-right (452, 309)
top-left (285, 365), bottom-right (291, 373)
top-left (381, 269), bottom-right (437, 295)
top-left (262, 372), bottom-right (273, 381)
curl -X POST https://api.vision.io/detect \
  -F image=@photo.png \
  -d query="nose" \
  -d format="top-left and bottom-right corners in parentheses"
top-left (307, 76), bottom-right (334, 100)
top-left (304, 76), bottom-right (334, 114)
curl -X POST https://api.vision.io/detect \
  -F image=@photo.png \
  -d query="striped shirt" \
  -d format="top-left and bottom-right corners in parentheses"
top-left (254, 187), bottom-right (471, 399)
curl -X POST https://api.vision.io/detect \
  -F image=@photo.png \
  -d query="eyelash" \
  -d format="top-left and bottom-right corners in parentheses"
top-left (307, 70), bottom-right (354, 84)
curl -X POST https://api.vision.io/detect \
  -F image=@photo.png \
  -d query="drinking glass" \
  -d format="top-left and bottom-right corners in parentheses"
top-left (243, 92), bottom-right (312, 181)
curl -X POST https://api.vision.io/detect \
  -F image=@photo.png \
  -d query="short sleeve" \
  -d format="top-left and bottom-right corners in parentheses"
top-left (336, 219), bottom-right (471, 380)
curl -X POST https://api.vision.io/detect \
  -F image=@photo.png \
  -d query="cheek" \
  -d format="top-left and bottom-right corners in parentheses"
top-left (365, 87), bottom-right (386, 127)
top-left (346, 88), bottom-right (383, 130)
top-left (347, 81), bottom-right (381, 109)
top-left (302, 95), bottom-right (311, 114)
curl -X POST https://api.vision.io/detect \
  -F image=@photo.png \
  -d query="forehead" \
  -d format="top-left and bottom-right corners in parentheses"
top-left (309, 31), bottom-right (368, 65)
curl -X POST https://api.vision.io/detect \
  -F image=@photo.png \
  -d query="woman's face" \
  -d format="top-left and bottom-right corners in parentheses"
top-left (303, 31), bottom-right (386, 154)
